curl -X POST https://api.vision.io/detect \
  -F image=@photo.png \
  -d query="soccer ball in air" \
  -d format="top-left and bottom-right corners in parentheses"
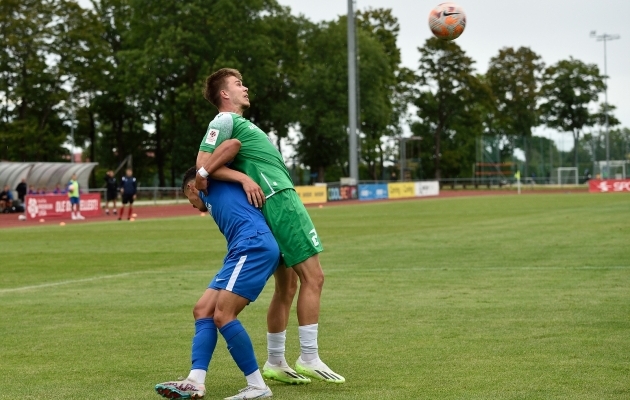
top-left (428, 3), bottom-right (466, 41)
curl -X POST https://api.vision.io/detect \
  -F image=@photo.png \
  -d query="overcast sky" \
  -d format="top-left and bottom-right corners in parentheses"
top-left (278, 0), bottom-right (629, 150)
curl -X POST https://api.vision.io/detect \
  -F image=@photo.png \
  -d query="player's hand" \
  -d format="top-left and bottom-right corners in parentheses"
top-left (195, 173), bottom-right (209, 195)
top-left (133, 194), bottom-right (136, 200)
top-left (242, 178), bottom-right (265, 208)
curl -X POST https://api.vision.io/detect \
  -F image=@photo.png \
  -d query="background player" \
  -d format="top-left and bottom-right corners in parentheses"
top-left (195, 68), bottom-right (344, 384)
top-left (67, 174), bottom-right (84, 220)
top-left (118, 168), bottom-right (136, 220)
top-left (104, 170), bottom-right (118, 216)
top-left (155, 167), bottom-right (278, 400)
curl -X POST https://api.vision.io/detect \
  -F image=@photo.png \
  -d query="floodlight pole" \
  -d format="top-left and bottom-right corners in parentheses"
top-left (347, 0), bottom-right (358, 182)
top-left (70, 91), bottom-right (75, 163)
top-left (591, 31), bottom-right (620, 179)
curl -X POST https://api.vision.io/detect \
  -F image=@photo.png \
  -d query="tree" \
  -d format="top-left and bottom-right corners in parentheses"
top-left (295, 14), bottom-right (398, 182)
top-left (486, 47), bottom-right (544, 175)
top-left (0, 0), bottom-right (68, 161)
top-left (412, 37), bottom-right (489, 179)
top-left (540, 57), bottom-right (605, 170)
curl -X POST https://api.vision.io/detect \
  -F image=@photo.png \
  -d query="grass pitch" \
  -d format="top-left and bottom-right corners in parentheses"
top-left (1, 193), bottom-right (629, 399)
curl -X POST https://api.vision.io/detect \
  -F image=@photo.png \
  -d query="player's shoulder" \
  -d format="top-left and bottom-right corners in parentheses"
top-left (208, 112), bottom-right (241, 134)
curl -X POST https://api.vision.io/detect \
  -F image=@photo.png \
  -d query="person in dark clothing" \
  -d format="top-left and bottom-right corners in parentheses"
top-left (0, 185), bottom-right (13, 212)
top-left (104, 170), bottom-right (118, 215)
top-left (15, 178), bottom-right (27, 203)
top-left (118, 168), bottom-right (137, 220)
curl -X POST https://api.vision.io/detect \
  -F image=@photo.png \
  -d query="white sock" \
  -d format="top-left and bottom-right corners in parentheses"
top-left (71, 212), bottom-right (76, 218)
top-left (298, 324), bottom-right (319, 362)
top-left (245, 369), bottom-right (266, 388)
top-left (187, 369), bottom-right (206, 384)
top-left (267, 331), bottom-right (287, 366)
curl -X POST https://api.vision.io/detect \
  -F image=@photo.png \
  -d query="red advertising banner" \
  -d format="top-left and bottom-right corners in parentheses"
top-left (589, 179), bottom-right (630, 193)
top-left (25, 194), bottom-right (102, 219)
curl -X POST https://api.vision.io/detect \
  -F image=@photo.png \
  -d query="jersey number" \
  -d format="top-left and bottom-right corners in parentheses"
top-left (309, 229), bottom-right (320, 247)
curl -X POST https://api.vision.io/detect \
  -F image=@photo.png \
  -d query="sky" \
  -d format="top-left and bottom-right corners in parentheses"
top-left (277, 0), bottom-right (630, 150)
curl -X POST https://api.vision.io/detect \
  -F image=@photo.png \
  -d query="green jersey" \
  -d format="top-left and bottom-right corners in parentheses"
top-left (68, 180), bottom-right (79, 198)
top-left (199, 112), bottom-right (294, 198)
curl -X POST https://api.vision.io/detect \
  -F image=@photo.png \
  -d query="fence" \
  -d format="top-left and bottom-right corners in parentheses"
top-left (86, 177), bottom-right (590, 205)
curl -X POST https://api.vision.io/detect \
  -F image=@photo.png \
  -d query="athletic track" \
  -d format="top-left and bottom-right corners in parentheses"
top-left (0, 188), bottom-right (588, 230)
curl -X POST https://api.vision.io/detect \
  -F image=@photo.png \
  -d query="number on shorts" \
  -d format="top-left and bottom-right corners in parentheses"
top-left (309, 228), bottom-right (320, 247)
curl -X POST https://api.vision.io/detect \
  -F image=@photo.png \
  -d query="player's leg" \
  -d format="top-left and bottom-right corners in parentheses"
top-left (214, 290), bottom-right (271, 399)
top-left (263, 189), bottom-right (344, 383)
top-left (263, 267), bottom-right (311, 384)
top-left (70, 199), bottom-right (76, 219)
top-left (118, 196), bottom-right (125, 220)
top-left (127, 196), bottom-right (133, 219)
top-left (291, 255), bottom-right (343, 383)
top-left (216, 233), bottom-right (277, 399)
top-left (112, 197), bottom-right (117, 214)
top-left (155, 289), bottom-right (219, 399)
top-left (75, 197), bottom-right (84, 219)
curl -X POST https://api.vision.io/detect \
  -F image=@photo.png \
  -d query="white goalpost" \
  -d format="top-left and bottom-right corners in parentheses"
top-left (551, 167), bottom-right (578, 186)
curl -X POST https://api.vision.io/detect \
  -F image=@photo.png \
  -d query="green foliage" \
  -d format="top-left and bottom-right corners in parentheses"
top-left (540, 57), bottom-right (605, 169)
top-left (1, 1), bottom-right (626, 183)
top-left (296, 12), bottom-right (398, 182)
top-left (412, 38), bottom-right (491, 179)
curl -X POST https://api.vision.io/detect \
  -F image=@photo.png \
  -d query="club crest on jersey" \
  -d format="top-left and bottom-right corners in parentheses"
top-left (206, 128), bottom-right (219, 146)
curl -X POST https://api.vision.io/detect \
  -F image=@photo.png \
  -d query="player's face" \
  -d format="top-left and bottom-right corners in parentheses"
top-left (224, 76), bottom-right (250, 109)
top-left (184, 185), bottom-right (208, 212)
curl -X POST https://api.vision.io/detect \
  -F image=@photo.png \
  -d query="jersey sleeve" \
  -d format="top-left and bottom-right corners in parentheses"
top-left (199, 113), bottom-right (234, 154)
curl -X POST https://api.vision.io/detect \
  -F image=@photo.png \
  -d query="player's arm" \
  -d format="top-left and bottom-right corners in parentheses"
top-left (210, 166), bottom-right (265, 208)
top-left (195, 138), bottom-right (242, 193)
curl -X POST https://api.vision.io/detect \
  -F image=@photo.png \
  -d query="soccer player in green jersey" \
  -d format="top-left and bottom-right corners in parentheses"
top-left (194, 68), bottom-right (345, 385)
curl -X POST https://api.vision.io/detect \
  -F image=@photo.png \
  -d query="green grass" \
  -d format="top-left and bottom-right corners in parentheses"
top-left (1, 193), bottom-right (629, 399)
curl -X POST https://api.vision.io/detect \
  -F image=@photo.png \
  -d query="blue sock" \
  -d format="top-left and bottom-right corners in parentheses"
top-left (191, 317), bottom-right (218, 371)
top-left (219, 320), bottom-right (259, 376)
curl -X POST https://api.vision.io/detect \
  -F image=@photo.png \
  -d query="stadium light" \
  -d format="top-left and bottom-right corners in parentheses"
top-left (590, 31), bottom-right (620, 179)
top-left (399, 136), bottom-right (422, 182)
top-left (347, 0), bottom-right (359, 182)
top-left (69, 91), bottom-right (76, 163)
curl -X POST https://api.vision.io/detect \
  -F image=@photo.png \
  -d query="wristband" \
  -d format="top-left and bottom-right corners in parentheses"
top-left (198, 167), bottom-right (209, 178)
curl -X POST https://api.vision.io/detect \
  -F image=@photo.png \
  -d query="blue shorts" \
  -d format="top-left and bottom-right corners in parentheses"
top-left (209, 232), bottom-right (280, 302)
top-left (69, 197), bottom-right (80, 205)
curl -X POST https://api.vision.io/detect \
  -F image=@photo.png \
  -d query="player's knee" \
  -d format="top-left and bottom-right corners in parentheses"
top-left (308, 269), bottom-right (325, 291)
top-left (193, 301), bottom-right (214, 320)
top-left (297, 263), bottom-right (325, 292)
top-left (275, 272), bottom-right (298, 301)
top-left (212, 309), bottom-right (235, 329)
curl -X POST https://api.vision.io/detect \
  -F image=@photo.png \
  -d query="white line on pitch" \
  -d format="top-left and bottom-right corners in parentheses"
top-left (0, 271), bottom-right (154, 294)
top-left (324, 266), bottom-right (630, 273)
top-left (0, 269), bottom-right (215, 294)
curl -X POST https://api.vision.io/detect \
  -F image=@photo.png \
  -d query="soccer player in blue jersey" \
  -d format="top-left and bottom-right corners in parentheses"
top-left (155, 167), bottom-right (278, 400)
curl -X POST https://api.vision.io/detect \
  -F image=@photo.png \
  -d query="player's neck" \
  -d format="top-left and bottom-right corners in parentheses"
top-left (218, 103), bottom-right (244, 116)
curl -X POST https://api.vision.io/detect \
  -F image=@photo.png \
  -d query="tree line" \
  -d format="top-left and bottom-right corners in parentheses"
top-left (1, 0), bottom-right (625, 185)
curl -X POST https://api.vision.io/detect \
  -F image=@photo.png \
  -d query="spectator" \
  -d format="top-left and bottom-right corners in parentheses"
top-left (15, 178), bottom-right (27, 203)
top-left (104, 170), bottom-right (118, 216)
top-left (0, 185), bottom-right (13, 212)
top-left (67, 174), bottom-right (85, 220)
top-left (38, 187), bottom-right (47, 195)
top-left (52, 184), bottom-right (66, 195)
top-left (28, 186), bottom-right (37, 195)
top-left (118, 168), bottom-right (137, 220)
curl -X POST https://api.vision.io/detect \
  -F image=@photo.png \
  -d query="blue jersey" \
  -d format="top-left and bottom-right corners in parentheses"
top-left (199, 179), bottom-right (270, 249)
